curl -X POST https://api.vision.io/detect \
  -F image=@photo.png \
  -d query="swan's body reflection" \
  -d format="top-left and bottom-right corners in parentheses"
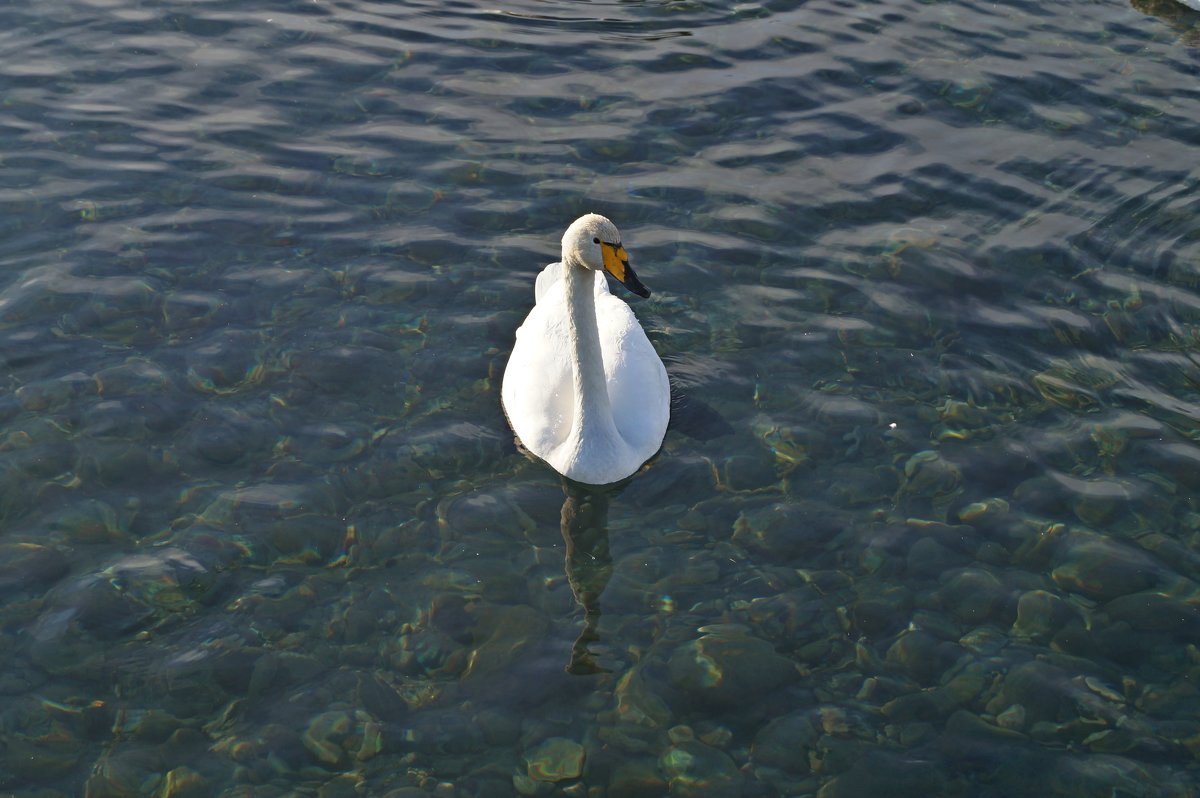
top-left (558, 479), bottom-right (620, 675)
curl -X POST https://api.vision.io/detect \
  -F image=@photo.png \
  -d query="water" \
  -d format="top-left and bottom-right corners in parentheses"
top-left (2, 0), bottom-right (1200, 794)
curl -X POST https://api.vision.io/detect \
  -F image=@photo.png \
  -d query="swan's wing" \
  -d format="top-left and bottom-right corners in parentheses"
top-left (596, 295), bottom-right (670, 457)
top-left (533, 261), bottom-right (562, 303)
top-left (501, 288), bottom-right (574, 456)
top-left (593, 270), bottom-right (613, 297)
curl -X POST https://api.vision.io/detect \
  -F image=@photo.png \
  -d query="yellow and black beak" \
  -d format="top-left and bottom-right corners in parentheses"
top-left (600, 241), bottom-right (650, 298)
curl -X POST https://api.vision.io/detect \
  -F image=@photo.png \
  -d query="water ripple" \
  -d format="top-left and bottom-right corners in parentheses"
top-left (4, 0), bottom-right (1200, 794)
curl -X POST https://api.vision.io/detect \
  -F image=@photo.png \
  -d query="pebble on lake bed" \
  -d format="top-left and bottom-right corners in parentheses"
top-left (660, 739), bottom-right (743, 798)
top-left (524, 737), bottom-right (585, 782)
top-left (667, 628), bottom-right (799, 706)
top-left (1051, 538), bottom-right (1160, 601)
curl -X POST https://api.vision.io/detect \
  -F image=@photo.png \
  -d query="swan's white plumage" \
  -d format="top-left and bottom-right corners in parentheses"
top-left (502, 215), bottom-right (669, 485)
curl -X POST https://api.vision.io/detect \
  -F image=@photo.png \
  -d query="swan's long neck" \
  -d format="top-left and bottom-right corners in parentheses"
top-left (563, 257), bottom-right (617, 448)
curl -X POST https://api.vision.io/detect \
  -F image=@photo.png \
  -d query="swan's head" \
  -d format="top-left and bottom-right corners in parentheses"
top-left (562, 213), bottom-right (650, 298)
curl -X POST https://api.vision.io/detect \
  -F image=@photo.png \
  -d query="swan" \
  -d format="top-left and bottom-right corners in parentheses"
top-left (501, 214), bottom-right (670, 485)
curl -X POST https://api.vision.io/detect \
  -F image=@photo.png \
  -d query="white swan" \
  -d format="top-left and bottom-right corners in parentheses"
top-left (501, 214), bottom-right (670, 485)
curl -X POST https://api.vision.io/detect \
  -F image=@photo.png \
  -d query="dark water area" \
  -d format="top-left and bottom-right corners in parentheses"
top-left (3, 0), bottom-right (1200, 795)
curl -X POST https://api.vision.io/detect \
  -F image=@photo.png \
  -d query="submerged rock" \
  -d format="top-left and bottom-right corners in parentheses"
top-left (936, 567), bottom-right (1012, 625)
top-left (608, 760), bottom-right (668, 798)
top-left (944, 709), bottom-right (1028, 746)
top-left (185, 406), bottom-right (272, 465)
top-left (1052, 539), bottom-right (1159, 601)
top-left (94, 358), bottom-right (174, 397)
top-left (995, 704), bottom-right (1027, 731)
top-left (49, 499), bottom-right (128, 545)
top-left (668, 627), bottom-right (799, 707)
top-left (986, 661), bottom-right (1075, 725)
top-left (0, 542), bottom-right (69, 595)
top-left (885, 630), bottom-right (957, 686)
top-left (84, 749), bottom-right (163, 798)
top-left (731, 502), bottom-right (843, 561)
top-left (751, 712), bottom-right (818, 772)
top-left (303, 711), bottom-right (355, 766)
top-left (660, 740), bottom-right (742, 798)
top-left (0, 735), bottom-right (85, 784)
top-left (905, 536), bottom-right (957, 580)
top-left (899, 450), bottom-right (961, 499)
top-left (816, 748), bottom-right (946, 798)
top-left (1102, 591), bottom-right (1200, 636)
top-left (155, 766), bottom-right (209, 798)
top-left (957, 497), bottom-right (1010, 525)
top-left (614, 666), bottom-right (672, 729)
top-left (525, 737), bottom-right (585, 782)
top-left (1049, 753), bottom-right (1184, 798)
top-left (849, 586), bottom-right (912, 638)
top-left (185, 329), bottom-right (267, 395)
top-left (1011, 589), bottom-right (1079, 641)
top-left (1144, 441), bottom-right (1200, 491)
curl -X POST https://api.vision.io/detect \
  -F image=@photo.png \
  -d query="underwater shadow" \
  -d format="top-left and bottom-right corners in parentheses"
top-left (557, 477), bottom-right (624, 675)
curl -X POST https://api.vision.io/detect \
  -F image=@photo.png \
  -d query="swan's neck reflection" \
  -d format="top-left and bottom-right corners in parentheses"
top-left (560, 480), bottom-right (616, 674)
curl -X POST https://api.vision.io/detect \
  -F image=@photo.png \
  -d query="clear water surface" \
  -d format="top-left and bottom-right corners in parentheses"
top-left (2, 0), bottom-right (1200, 795)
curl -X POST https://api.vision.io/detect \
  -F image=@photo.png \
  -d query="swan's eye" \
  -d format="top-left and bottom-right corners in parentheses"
top-left (593, 237), bottom-right (600, 244)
